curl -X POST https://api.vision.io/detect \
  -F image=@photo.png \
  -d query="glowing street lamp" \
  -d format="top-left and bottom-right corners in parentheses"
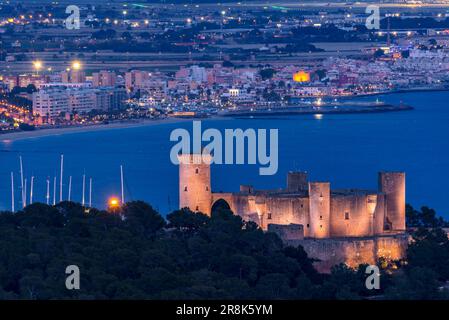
top-left (108, 197), bottom-right (121, 212)
top-left (33, 60), bottom-right (42, 74)
top-left (71, 61), bottom-right (82, 70)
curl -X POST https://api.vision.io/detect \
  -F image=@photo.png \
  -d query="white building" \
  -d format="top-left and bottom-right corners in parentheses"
top-left (33, 88), bottom-right (70, 118)
top-left (33, 85), bottom-right (126, 119)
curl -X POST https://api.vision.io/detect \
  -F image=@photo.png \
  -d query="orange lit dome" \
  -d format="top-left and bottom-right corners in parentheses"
top-left (293, 71), bottom-right (310, 83)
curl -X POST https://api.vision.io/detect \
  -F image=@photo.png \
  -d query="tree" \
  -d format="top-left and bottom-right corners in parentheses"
top-left (259, 68), bottom-right (276, 80)
top-left (374, 49), bottom-right (385, 58)
top-left (0, 201), bottom-right (447, 299)
top-left (166, 208), bottom-right (208, 234)
top-left (121, 201), bottom-right (166, 235)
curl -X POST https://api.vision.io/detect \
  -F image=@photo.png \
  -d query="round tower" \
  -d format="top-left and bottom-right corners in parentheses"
top-left (308, 182), bottom-right (330, 238)
top-left (378, 172), bottom-right (405, 231)
top-left (178, 153), bottom-right (212, 215)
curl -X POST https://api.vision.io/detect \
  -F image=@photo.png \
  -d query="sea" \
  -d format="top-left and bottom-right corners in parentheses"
top-left (1, 91), bottom-right (448, 217)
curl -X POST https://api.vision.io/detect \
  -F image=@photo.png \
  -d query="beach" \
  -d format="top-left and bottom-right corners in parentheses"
top-left (0, 117), bottom-right (196, 142)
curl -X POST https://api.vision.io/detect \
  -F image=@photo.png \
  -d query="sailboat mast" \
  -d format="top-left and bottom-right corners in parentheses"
top-left (53, 176), bottom-right (56, 205)
top-left (30, 176), bottom-right (34, 205)
top-left (19, 156), bottom-right (24, 208)
top-left (46, 178), bottom-right (50, 205)
top-left (11, 172), bottom-right (14, 212)
top-left (120, 165), bottom-right (125, 204)
top-left (59, 154), bottom-right (64, 202)
top-left (68, 176), bottom-right (72, 201)
top-left (24, 178), bottom-right (27, 207)
top-left (89, 178), bottom-right (92, 207)
top-left (82, 174), bottom-right (85, 206)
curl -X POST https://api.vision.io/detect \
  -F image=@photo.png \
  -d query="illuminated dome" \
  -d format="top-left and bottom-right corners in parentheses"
top-left (293, 70), bottom-right (310, 83)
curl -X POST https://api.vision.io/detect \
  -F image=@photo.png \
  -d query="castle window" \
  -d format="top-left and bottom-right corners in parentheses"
top-left (345, 212), bottom-right (350, 220)
top-left (196, 206), bottom-right (199, 211)
top-left (320, 215), bottom-right (323, 220)
top-left (267, 213), bottom-right (272, 220)
top-left (306, 224), bottom-right (309, 228)
top-left (195, 168), bottom-right (199, 174)
top-left (301, 204), bottom-right (304, 208)
top-left (320, 225), bottom-right (323, 229)
top-left (184, 186), bottom-right (188, 192)
top-left (206, 186), bottom-right (209, 191)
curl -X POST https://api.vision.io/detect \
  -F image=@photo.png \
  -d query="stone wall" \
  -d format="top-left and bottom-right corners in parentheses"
top-left (330, 193), bottom-right (374, 237)
top-left (268, 223), bottom-right (304, 241)
top-left (285, 234), bottom-right (409, 273)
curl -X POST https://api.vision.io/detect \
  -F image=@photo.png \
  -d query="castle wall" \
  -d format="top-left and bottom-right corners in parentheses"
top-left (373, 194), bottom-right (386, 235)
top-left (287, 234), bottom-right (409, 273)
top-left (268, 224), bottom-right (304, 241)
top-left (212, 193), bottom-right (262, 226)
top-left (265, 197), bottom-right (309, 233)
top-left (330, 194), bottom-right (373, 238)
top-left (211, 193), bottom-right (237, 214)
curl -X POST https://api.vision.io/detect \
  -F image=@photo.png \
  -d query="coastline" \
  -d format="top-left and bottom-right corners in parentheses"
top-left (0, 117), bottom-right (194, 142)
top-left (0, 88), bottom-right (435, 142)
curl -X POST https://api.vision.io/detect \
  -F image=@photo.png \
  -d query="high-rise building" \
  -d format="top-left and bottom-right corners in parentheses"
top-left (32, 88), bottom-right (70, 119)
top-left (92, 71), bottom-right (117, 87)
top-left (61, 70), bottom-right (86, 83)
top-left (18, 74), bottom-right (48, 89)
top-left (33, 85), bottom-right (127, 120)
top-left (125, 70), bottom-right (150, 91)
top-left (94, 87), bottom-right (127, 111)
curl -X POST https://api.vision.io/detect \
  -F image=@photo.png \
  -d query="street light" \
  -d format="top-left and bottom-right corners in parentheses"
top-left (108, 196), bottom-right (121, 212)
top-left (71, 61), bottom-right (81, 70)
top-left (33, 60), bottom-right (42, 75)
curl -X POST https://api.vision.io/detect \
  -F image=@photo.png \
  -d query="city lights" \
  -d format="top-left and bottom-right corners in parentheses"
top-left (71, 61), bottom-right (82, 70)
top-left (32, 60), bottom-right (42, 70)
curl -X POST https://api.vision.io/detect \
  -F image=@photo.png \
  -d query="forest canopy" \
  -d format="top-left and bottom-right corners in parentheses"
top-left (0, 201), bottom-right (447, 300)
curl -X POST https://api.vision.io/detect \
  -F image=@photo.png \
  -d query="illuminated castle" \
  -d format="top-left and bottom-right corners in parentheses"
top-left (178, 154), bottom-right (408, 272)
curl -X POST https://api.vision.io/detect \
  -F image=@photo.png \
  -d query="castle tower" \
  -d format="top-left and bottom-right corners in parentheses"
top-left (378, 172), bottom-right (405, 231)
top-left (287, 171), bottom-right (308, 192)
top-left (308, 182), bottom-right (330, 238)
top-left (178, 153), bottom-right (212, 215)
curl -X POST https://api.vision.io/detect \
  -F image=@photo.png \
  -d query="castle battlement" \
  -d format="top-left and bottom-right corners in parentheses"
top-left (179, 160), bottom-right (406, 238)
top-left (178, 159), bottom-right (408, 271)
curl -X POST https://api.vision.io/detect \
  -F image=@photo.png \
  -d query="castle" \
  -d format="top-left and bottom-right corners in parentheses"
top-left (178, 154), bottom-right (408, 272)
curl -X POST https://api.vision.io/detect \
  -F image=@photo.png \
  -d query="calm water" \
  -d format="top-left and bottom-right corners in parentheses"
top-left (1, 91), bottom-right (448, 216)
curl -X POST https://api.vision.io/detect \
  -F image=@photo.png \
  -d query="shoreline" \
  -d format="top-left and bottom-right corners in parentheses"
top-left (0, 88), bottom-right (439, 142)
top-left (0, 116), bottom-right (234, 142)
top-left (0, 118), bottom-right (192, 142)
